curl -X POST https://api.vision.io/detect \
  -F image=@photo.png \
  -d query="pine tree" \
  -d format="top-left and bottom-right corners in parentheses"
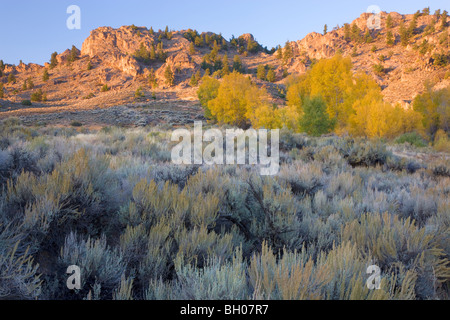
top-left (27, 77), bottom-right (34, 89)
top-left (399, 20), bottom-right (410, 46)
top-left (424, 19), bottom-right (436, 35)
top-left (364, 30), bottom-right (373, 43)
top-left (68, 45), bottom-right (78, 63)
top-left (149, 27), bottom-right (154, 35)
top-left (43, 69), bottom-right (49, 81)
top-left (323, 24), bottom-right (328, 35)
top-left (22, 80), bottom-right (27, 91)
top-left (256, 65), bottom-right (266, 80)
top-left (148, 68), bottom-right (157, 88)
top-left (134, 86), bottom-right (144, 98)
top-left (283, 41), bottom-right (293, 63)
top-left (247, 38), bottom-right (258, 53)
top-left (422, 7), bottom-right (430, 15)
top-left (157, 43), bottom-right (167, 62)
top-left (351, 24), bottom-right (362, 43)
top-left (386, 14), bottom-right (394, 29)
top-left (222, 38), bottom-right (228, 50)
top-left (408, 16), bottom-right (418, 35)
top-left (0, 83), bottom-right (4, 98)
top-left (189, 74), bottom-right (198, 87)
top-left (344, 24), bottom-right (351, 41)
top-left (266, 68), bottom-right (276, 83)
top-left (386, 31), bottom-right (395, 46)
top-left (233, 55), bottom-right (244, 73)
top-left (150, 45), bottom-right (156, 60)
top-left (195, 70), bottom-right (201, 82)
top-left (50, 52), bottom-right (58, 69)
top-left (189, 42), bottom-right (196, 55)
top-left (195, 36), bottom-right (204, 47)
top-left (441, 10), bottom-right (448, 30)
top-left (164, 66), bottom-right (174, 86)
top-left (222, 55), bottom-right (230, 75)
top-left (434, 9), bottom-right (441, 21)
top-left (8, 73), bottom-right (16, 84)
top-left (276, 46), bottom-right (283, 60)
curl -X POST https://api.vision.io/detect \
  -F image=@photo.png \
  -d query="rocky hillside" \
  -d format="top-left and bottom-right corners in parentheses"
top-left (284, 11), bottom-right (450, 106)
top-left (0, 10), bottom-right (449, 120)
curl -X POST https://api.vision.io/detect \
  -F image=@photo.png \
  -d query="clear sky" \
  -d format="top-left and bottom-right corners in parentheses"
top-left (1, 0), bottom-right (449, 65)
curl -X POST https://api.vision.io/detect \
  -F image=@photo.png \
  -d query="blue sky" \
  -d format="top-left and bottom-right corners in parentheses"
top-left (1, 0), bottom-right (449, 65)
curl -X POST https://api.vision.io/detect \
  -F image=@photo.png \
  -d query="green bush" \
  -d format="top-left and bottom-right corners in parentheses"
top-left (394, 132), bottom-right (427, 148)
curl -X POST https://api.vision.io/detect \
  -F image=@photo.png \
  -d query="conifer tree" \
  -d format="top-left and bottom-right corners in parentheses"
top-left (344, 24), bottom-right (351, 41)
top-left (68, 45), bottom-right (78, 63)
top-left (283, 41), bottom-right (293, 63)
top-left (148, 68), bottom-right (157, 88)
top-left (150, 45), bottom-right (156, 60)
top-left (256, 65), bottom-right (266, 81)
top-left (189, 42), bottom-right (196, 55)
top-left (399, 20), bottom-right (410, 46)
top-left (189, 74), bottom-right (198, 87)
top-left (164, 66), bottom-right (174, 86)
top-left (266, 68), bottom-right (276, 83)
top-left (8, 73), bottom-right (16, 84)
top-left (386, 14), bottom-right (393, 29)
top-left (364, 30), bottom-right (373, 43)
top-left (323, 24), bottom-right (328, 35)
top-left (276, 46), bottom-right (283, 60)
top-left (27, 77), bottom-right (34, 89)
top-left (441, 10), bottom-right (448, 30)
top-left (50, 52), bottom-right (58, 69)
top-left (233, 55), bottom-right (244, 73)
top-left (222, 55), bottom-right (230, 75)
top-left (386, 31), bottom-right (395, 46)
top-left (351, 24), bottom-right (362, 43)
top-left (43, 69), bottom-right (49, 81)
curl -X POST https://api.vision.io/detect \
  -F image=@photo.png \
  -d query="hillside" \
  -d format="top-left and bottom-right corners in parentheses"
top-left (0, 10), bottom-right (449, 124)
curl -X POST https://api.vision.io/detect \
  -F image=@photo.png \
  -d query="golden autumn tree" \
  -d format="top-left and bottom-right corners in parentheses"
top-left (286, 55), bottom-right (356, 131)
top-left (197, 76), bottom-right (220, 120)
top-left (207, 72), bottom-right (275, 128)
top-left (349, 90), bottom-right (390, 137)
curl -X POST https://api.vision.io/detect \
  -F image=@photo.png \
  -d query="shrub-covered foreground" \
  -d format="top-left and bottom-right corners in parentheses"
top-left (0, 118), bottom-right (449, 300)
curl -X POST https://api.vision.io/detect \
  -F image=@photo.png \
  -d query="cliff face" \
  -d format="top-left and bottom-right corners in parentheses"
top-left (81, 26), bottom-right (144, 77)
top-left (1, 11), bottom-right (449, 111)
top-left (283, 12), bottom-right (449, 104)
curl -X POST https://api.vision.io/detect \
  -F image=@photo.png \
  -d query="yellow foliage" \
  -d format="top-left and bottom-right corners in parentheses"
top-left (349, 90), bottom-right (390, 138)
top-left (434, 129), bottom-right (450, 152)
top-left (207, 72), bottom-right (276, 129)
